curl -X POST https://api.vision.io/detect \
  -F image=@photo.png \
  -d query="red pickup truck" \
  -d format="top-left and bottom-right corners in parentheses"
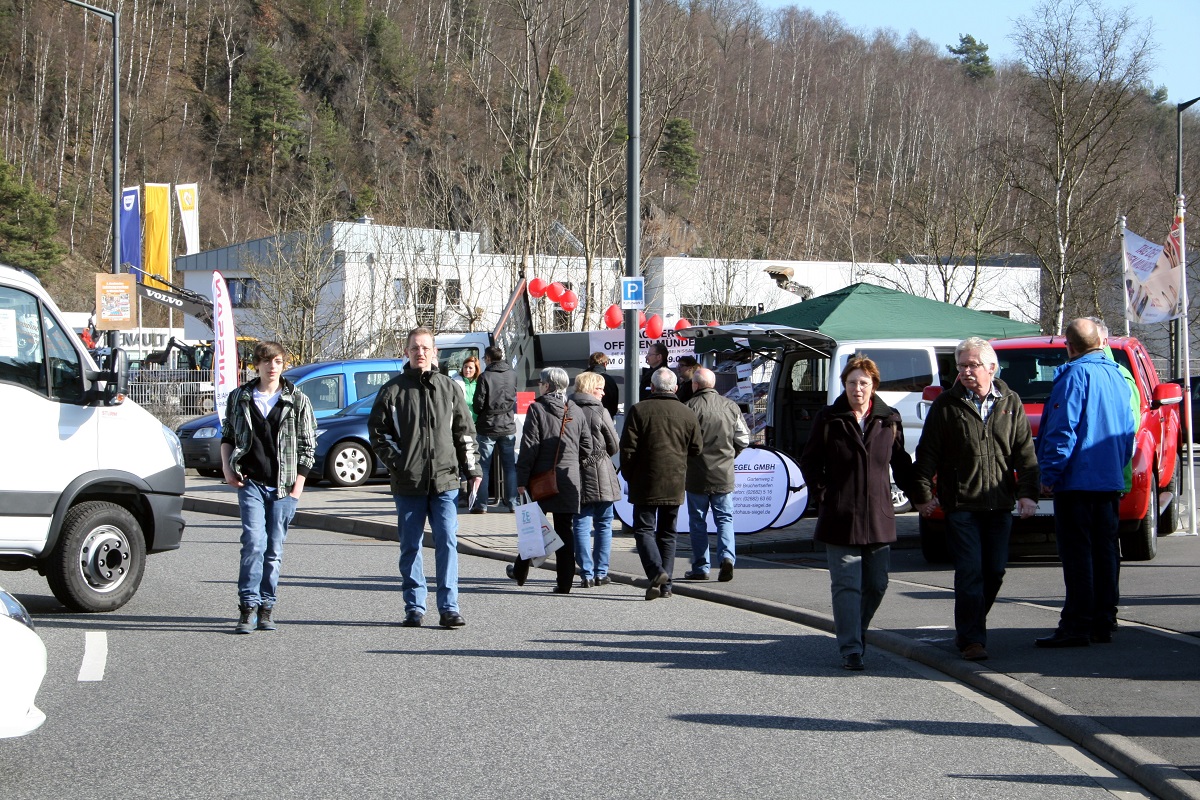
top-left (918, 335), bottom-right (1183, 562)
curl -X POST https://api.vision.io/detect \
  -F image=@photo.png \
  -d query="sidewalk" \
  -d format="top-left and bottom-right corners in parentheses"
top-left (184, 476), bottom-right (1200, 800)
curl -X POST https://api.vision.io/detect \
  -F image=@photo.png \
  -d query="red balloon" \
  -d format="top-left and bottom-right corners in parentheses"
top-left (546, 282), bottom-right (566, 302)
top-left (674, 318), bottom-right (692, 331)
top-left (645, 314), bottom-right (664, 339)
top-left (528, 277), bottom-right (548, 298)
top-left (604, 304), bottom-right (623, 329)
top-left (638, 311), bottom-right (647, 329)
top-left (707, 320), bottom-right (721, 327)
top-left (560, 290), bottom-right (579, 312)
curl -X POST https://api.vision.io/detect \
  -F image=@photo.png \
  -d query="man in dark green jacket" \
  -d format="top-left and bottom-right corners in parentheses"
top-left (912, 337), bottom-right (1039, 662)
top-left (369, 328), bottom-right (481, 629)
top-left (620, 367), bottom-right (702, 600)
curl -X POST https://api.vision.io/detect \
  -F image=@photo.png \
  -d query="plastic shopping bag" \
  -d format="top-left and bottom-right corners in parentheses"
top-left (515, 494), bottom-right (563, 562)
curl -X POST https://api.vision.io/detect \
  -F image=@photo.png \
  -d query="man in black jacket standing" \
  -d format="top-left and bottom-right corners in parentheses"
top-left (587, 351), bottom-right (620, 418)
top-left (621, 367), bottom-right (702, 600)
top-left (369, 328), bottom-right (481, 629)
top-left (472, 345), bottom-right (518, 512)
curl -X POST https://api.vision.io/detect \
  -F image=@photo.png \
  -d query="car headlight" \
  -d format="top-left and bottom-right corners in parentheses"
top-left (0, 589), bottom-right (35, 631)
top-left (161, 425), bottom-right (185, 468)
top-left (193, 426), bottom-right (220, 439)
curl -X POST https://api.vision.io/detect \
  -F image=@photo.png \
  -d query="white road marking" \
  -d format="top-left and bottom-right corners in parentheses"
top-left (78, 631), bottom-right (107, 682)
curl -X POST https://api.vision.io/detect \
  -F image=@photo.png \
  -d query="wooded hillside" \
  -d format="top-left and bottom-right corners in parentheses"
top-left (0, 0), bottom-right (1193, 331)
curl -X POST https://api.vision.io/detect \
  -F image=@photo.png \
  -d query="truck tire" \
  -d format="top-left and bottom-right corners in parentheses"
top-left (46, 501), bottom-right (146, 612)
top-left (1158, 463), bottom-right (1179, 535)
top-left (327, 441), bottom-right (373, 487)
top-left (919, 515), bottom-right (952, 564)
top-left (1120, 483), bottom-right (1158, 562)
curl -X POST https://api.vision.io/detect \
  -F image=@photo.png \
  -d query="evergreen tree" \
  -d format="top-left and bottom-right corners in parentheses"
top-left (229, 47), bottom-right (306, 179)
top-left (947, 34), bottom-right (994, 80)
top-left (659, 117), bottom-right (700, 189)
top-left (0, 159), bottom-right (65, 278)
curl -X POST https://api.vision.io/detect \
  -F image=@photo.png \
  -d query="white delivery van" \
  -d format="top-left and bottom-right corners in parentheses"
top-left (0, 265), bottom-right (185, 612)
top-left (683, 324), bottom-right (960, 511)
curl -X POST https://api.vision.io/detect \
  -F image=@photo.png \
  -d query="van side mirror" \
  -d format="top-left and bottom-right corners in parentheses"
top-left (1152, 381), bottom-right (1183, 408)
top-left (99, 347), bottom-right (129, 405)
top-left (916, 384), bottom-right (942, 421)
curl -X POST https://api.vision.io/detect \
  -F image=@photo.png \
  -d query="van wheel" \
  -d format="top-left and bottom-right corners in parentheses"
top-left (891, 484), bottom-right (912, 514)
top-left (1158, 463), bottom-right (1179, 535)
top-left (46, 501), bottom-right (146, 612)
top-left (919, 516), bottom-right (952, 564)
top-left (1120, 481), bottom-right (1158, 561)
top-left (326, 441), bottom-right (373, 487)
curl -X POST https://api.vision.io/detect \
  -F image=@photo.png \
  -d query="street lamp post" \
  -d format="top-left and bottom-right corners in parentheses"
top-left (1175, 96), bottom-right (1199, 535)
top-left (61, 0), bottom-right (120, 351)
top-left (624, 0), bottom-right (640, 410)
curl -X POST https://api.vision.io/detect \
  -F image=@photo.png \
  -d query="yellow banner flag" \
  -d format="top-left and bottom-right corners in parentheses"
top-left (143, 183), bottom-right (172, 290)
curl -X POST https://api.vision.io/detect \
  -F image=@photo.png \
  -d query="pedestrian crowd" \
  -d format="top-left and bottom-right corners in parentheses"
top-left (221, 320), bottom-right (1137, 674)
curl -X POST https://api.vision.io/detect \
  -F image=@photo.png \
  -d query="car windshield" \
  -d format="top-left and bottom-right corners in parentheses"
top-left (996, 348), bottom-right (1069, 403)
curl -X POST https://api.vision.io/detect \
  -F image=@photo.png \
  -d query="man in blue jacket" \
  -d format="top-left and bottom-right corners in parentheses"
top-left (1035, 318), bottom-right (1135, 648)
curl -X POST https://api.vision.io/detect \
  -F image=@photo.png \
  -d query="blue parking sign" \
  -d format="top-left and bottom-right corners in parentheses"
top-left (621, 277), bottom-right (645, 309)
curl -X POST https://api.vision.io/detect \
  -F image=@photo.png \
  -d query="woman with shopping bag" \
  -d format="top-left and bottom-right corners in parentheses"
top-left (508, 367), bottom-right (594, 593)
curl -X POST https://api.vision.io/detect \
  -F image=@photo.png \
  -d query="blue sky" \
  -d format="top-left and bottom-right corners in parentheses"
top-left (758, 0), bottom-right (1199, 103)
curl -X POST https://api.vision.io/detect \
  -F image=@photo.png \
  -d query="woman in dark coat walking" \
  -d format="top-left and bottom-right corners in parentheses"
top-left (570, 371), bottom-right (621, 587)
top-left (510, 366), bottom-right (594, 592)
top-left (799, 355), bottom-right (915, 671)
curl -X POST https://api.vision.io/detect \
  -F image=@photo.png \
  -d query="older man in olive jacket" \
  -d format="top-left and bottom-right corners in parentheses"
top-left (620, 367), bottom-right (702, 600)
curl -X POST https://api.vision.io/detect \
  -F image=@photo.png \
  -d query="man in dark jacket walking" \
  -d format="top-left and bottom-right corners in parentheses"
top-left (472, 345), bottom-right (518, 512)
top-left (621, 367), bottom-right (702, 599)
top-left (370, 328), bottom-right (482, 629)
top-left (684, 367), bottom-right (751, 582)
top-left (912, 336), bottom-right (1039, 661)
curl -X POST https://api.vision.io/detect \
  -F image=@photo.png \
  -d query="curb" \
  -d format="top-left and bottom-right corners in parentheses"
top-left (184, 496), bottom-right (1200, 800)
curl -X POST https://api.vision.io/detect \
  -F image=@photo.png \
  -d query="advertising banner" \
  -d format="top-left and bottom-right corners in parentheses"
top-left (95, 273), bottom-right (137, 331)
top-left (142, 183), bottom-right (172, 291)
top-left (119, 187), bottom-right (143, 279)
top-left (212, 271), bottom-right (239, 423)
top-left (587, 329), bottom-right (694, 371)
top-left (175, 183), bottom-right (200, 256)
top-left (1125, 215), bottom-right (1185, 324)
top-left (614, 446), bottom-right (808, 534)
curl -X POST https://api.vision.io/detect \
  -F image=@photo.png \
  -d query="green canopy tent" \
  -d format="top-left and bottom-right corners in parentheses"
top-left (689, 282), bottom-right (1041, 352)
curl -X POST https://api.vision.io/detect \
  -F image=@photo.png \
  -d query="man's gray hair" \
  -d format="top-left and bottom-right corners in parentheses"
top-left (540, 366), bottom-right (569, 396)
top-left (1086, 316), bottom-right (1110, 338)
top-left (956, 336), bottom-right (997, 367)
top-left (692, 367), bottom-right (716, 390)
top-left (651, 367), bottom-right (678, 393)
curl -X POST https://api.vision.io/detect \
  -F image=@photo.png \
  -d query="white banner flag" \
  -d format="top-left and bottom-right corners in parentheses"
top-left (212, 271), bottom-right (239, 424)
top-left (1125, 214), bottom-right (1185, 324)
top-left (175, 183), bottom-right (200, 256)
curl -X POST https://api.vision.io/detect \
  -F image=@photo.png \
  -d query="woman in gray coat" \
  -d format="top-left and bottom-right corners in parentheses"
top-left (510, 367), bottom-right (594, 592)
top-left (570, 371), bottom-right (621, 587)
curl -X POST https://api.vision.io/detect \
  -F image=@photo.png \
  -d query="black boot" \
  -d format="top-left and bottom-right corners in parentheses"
top-left (235, 604), bottom-right (258, 634)
top-left (256, 605), bottom-right (277, 631)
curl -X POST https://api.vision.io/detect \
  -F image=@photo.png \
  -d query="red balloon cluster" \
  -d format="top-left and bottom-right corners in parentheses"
top-left (674, 318), bottom-right (691, 331)
top-left (527, 276), bottom-right (579, 314)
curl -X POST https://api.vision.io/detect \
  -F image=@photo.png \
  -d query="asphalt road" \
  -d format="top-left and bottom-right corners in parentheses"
top-left (0, 512), bottom-right (1156, 800)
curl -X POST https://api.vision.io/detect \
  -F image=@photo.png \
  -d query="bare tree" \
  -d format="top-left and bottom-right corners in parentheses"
top-left (1008, 0), bottom-right (1153, 333)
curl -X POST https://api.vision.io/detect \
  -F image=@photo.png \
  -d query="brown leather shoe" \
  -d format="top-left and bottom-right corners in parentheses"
top-left (962, 643), bottom-right (989, 661)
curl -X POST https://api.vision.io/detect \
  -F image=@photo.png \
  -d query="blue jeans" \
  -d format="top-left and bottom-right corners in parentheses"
top-left (573, 501), bottom-right (615, 580)
top-left (237, 481), bottom-right (298, 607)
top-left (394, 490), bottom-right (460, 614)
top-left (686, 491), bottom-right (736, 573)
top-left (944, 509), bottom-right (1012, 648)
top-left (1053, 491), bottom-right (1121, 636)
top-left (825, 543), bottom-right (890, 657)
top-left (476, 434), bottom-right (517, 509)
